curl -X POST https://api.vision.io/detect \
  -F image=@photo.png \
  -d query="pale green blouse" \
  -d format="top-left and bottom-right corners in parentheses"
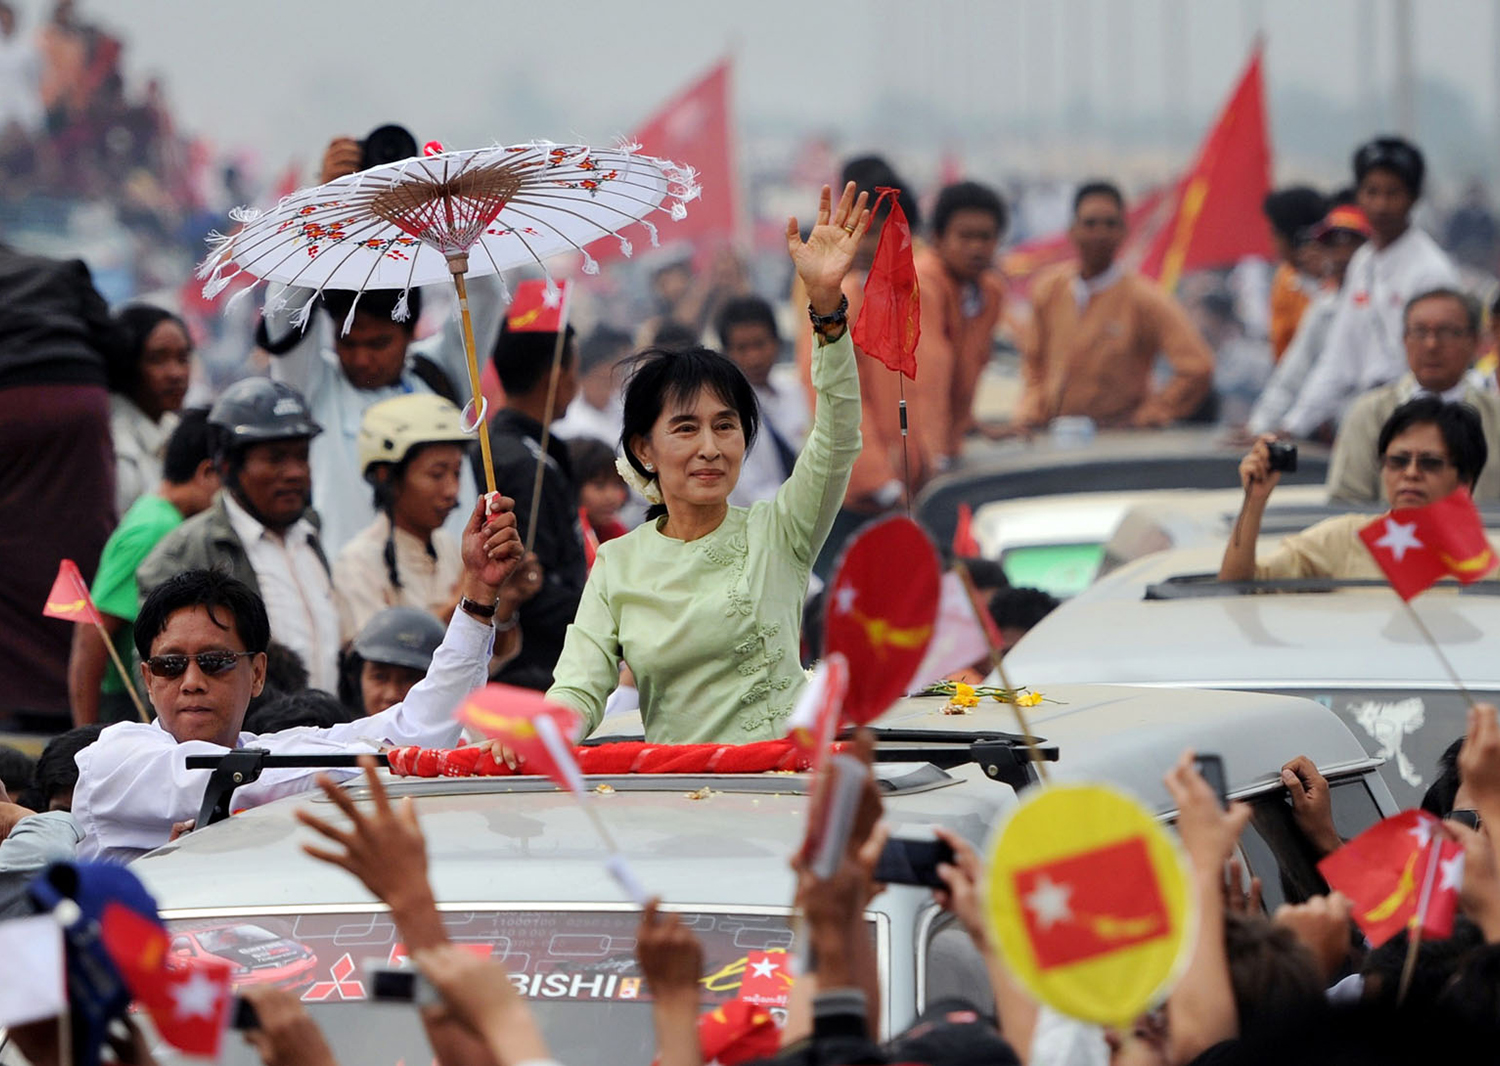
top-left (546, 331), bottom-right (861, 744)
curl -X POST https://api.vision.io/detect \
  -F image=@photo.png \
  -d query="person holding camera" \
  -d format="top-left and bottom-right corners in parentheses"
top-left (1219, 396), bottom-right (1488, 582)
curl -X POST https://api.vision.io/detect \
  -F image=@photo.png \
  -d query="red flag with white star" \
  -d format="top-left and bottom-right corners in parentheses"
top-left (1318, 810), bottom-right (1464, 948)
top-left (823, 517), bottom-right (941, 724)
top-left (1358, 487), bottom-right (1498, 601)
top-left (457, 684), bottom-right (585, 795)
top-left (735, 950), bottom-right (794, 1007)
top-left (505, 279), bottom-right (571, 334)
top-left (98, 902), bottom-right (232, 1056)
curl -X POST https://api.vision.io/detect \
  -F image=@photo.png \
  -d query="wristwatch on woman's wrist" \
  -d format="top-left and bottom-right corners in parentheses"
top-left (808, 294), bottom-right (849, 341)
top-left (459, 595), bottom-right (499, 620)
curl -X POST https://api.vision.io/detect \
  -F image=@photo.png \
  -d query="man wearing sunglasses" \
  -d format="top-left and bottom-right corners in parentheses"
top-left (1220, 397), bottom-right (1489, 582)
top-left (71, 493), bottom-right (522, 864)
top-left (1328, 288), bottom-right (1500, 505)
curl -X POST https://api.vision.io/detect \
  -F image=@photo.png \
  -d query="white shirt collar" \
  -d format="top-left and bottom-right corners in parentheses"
top-left (1403, 374), bottom-right (1476, 405)
top-left (223, 491), bottom-right (314, 545)
top-left (1070, 264), bottom-right (1122, 310)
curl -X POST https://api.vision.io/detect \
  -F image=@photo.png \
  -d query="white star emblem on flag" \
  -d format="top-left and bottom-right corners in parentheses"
top-left (1375, 519), bottom-right (1423, 562)
top-left (833, 585), bottom-right (857, 615)
top-left (1023, 875), bottom-right (1074, 930)
top-left (170, 970), bottom-right (222, 1020)
top-left (1439, 851), bottom-right (1466, 892)
top-left (749, 957), bottom-right (779, 979)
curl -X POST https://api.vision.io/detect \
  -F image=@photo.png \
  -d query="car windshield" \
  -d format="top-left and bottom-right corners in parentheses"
top-left (195, 925), bottom-right (284, 952)
top-left (153, 908), bottom-right (812, 1066)
top-left (1001, 542), bottom-right (1105, 597)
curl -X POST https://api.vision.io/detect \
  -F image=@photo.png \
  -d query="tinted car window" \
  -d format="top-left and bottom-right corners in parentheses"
top-left (1238, 776), bottom-right (1385, 911)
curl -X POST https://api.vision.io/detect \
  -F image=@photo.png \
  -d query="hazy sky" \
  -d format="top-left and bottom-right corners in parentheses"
top-left (18, 0), bottom-right (1500, 188)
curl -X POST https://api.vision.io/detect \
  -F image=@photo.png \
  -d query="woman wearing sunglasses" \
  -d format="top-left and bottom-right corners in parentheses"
top-left (70, 492), bottom-right (524, 865)
top-left (1220, 397), bottom-right (1489, 582)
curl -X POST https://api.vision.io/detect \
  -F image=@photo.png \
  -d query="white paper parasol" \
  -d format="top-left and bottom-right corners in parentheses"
top-left (199, 141), bottom-right (699, 491)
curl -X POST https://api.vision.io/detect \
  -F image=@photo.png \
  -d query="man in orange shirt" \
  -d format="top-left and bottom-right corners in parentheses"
top-left (911, 182), bottom-right (1007, 469)
top-left (1018, 181), bottom-right (1214, 430)
top-left (1263, 186), bottom-right (1329, 362)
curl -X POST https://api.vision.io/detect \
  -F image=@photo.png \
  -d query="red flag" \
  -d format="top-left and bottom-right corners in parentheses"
top-left (99, 902), bottom-right (232, 1057)
top-left (1318, 810), bottom-right (1464, 947)
top-left (824, 517), bottom-right (941, 723)
top-left (43, 559), bottom-right (104, 625)
top-left (653, 999), bottom-right (781, 1066)
top-left (852, 188), bottom-right (920, 380)
top-left (735, 950), bottom-right (794, 1008)
top-left (1358, 487), bottom-right (1499, 601)
top-left (952, 503), bottom-right (980, 558)
top-left (595, 59), bottom-right (736, 264)
top-left (1137, 43), bottom-right (1273, 288)
top-left (506, 279), bottom-right (571, 333)
top-left (785, 652), bottom-right (848, 765)
top-left (1014, 836), bottom-right (1173, 970)
top-left (457, 685), bottom-right (585, 794)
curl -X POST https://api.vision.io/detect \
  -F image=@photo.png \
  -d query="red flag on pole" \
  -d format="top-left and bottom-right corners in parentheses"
top-left (457, 685), bottom-right (586, 795)
top-left (506, 279), bottom-right (571, 333)
top-left (1318, 810), bottom-right (1464, 948)
top-left (952, 503), bottom-right (980, 558)
top-left (1136, 42), bottom-right (1273, 289)
top-left (42, 559), bottom-right (104, 625)
top-left (852, 188), bottom-right (921, 380)
top-left (1358, 487), bottom-right (1499, 601)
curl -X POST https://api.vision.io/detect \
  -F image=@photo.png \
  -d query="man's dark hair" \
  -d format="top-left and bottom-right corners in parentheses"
top-left (243, 689), bottom-right (351, 734)
top-left (1363, 916), bottom-right (1484, 1012)
top-left (162, 408), bottom-right (215, 484)
top-left (578, 326), bottom-right (632, 377)
top-left (135, 570), bottom-right (270, 660)
top-left (932, 181), bottom-right (1008, 239)
top-left (1262, 186), bottom-right (1329, 243)
top-left (321, 288), bottom-right (421, 333)
top-left (264, 641), bottom-right (308, 694)
top-left (567, 436), bottom-right (620, 487)
top-left (492, 320), bottom-right (577, 395)
top-left (1404, 287), bottom-right (1481, 336)
top-left (34, 724), bottom-right (105, 809)
top-left (1354, 136), bottom-right (1426, 199)
top-left (715, 295), bottom-right (780, 351)
top-left (988, 587), bottom-right (1060, 633)
top-left (1223, 912), bottom-right (1327, 1032)
top-left (1421, 736), bottom-right (1465, 817)
top-left (1376, 397), bottom-right (1487, 489)
top-left (1073, 180), bottom-right (1125, 214)
top-left (840, 154), bottom-right (922, 231)
top-left (0, 744), bottom-right (35, 803)
top-left (621, 345), bottom-right (760, 520)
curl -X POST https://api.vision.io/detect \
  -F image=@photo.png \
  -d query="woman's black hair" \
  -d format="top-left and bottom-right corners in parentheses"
top-left (620, 345), bottom-right (760, 521)
top-left (366, 445), bottom-right (441, 592)
top-left (1377, 397), bottom-right (1487, 490)
top-left (107, 304), bottom-right (187, 396)
top-left (135, 569), bottom-right (270, 660)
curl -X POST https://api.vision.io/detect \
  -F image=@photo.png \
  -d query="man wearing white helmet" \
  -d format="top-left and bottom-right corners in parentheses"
top-left (335, 394), bottom-right (541, 664)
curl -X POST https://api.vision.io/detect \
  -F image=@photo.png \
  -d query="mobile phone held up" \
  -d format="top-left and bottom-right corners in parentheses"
top-left (1194, 754), bottom-right (1228, 809)
top-left (873, 837), bottom-right (957, 889)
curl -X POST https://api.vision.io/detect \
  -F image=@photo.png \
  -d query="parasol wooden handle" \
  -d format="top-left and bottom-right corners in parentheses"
top-left (449, 267), bottom-right (497, 496)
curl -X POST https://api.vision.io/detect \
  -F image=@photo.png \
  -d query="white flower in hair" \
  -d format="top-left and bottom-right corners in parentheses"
top-left (615, 455), bottom-right (663, 505)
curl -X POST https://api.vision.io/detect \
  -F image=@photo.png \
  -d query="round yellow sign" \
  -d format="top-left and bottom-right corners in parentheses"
top-left (984, 782), bottom-right (1194, 1026)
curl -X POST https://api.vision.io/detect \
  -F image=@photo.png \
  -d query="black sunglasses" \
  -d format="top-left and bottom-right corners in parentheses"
top-left (144, 651), bottom-right (254, 679)
top-left (1450, 809), bottom-right (1483, 832)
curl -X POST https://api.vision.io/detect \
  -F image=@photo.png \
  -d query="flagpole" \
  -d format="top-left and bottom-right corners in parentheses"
top-left (953, 562), bottom-right (1050, 783)
top-left (1399, 599), bottom-right (1478, 709)
top-left (526, 284), bottom-right (572, 556)
top-left (1398, 834), bottom-right (1446, 1003)
top-left (897, 378), bottom-right (912, 518)
top-left (69, 569), bottom-right (149, 723)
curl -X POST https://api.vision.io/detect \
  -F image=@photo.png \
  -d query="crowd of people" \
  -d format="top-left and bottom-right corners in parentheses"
top-left (2, 31), bottom-right (1500, 1056)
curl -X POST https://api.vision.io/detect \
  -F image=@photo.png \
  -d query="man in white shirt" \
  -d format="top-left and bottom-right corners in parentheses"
top-left (1327, 287), bottom-right (1500, 504)
top-left (137, 379), bottom-right (342, 690)
top-left (553, 327), bottom-right (630, 445)
top-left (717, 296), bottom-right (809, 507)
top-left (1280, 137), bottom-right (1459, 438)
top-left (77, 495), bottom-right (521, 863)
top-left (260, 283), bottom-right (504, 557)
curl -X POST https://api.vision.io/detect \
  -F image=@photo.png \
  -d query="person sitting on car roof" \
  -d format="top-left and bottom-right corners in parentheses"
top-left (1220, 397), bottom-right (1488, 582)
top-left (542, 184), bottom-right (868, 745)
top-left (70, 493), bottom-right (522, 864)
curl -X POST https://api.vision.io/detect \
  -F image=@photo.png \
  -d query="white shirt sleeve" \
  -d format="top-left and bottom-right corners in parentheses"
top-left (73, 611), bottom-right (494, 864)
top-left (1247, 296), bottom-right (1333, 435)
top-left (264, 283), bottom-right (330, 398)
top-left (1280, 289), bottom-right (1358, 438)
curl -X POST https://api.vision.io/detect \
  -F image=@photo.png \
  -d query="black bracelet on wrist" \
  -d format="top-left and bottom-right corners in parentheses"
top-left (808, 294), bottom-right (849, 334)
top-left (459, 595), bottom-right (498, 619)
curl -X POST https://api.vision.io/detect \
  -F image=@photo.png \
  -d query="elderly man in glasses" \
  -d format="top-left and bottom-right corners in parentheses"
top-left (1327, 288), bottom-right (1500, 505)
top-left (1220, 397), bottom-right (1489, 582)
top-left (71, 495), bottom-right (522, 864)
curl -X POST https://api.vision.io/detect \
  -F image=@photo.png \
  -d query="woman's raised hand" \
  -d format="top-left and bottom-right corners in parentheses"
top-left (785, 182), bottom-right (872, 314)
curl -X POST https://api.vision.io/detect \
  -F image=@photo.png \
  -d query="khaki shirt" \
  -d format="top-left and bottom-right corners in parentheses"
top-left (1254, 514), bottom-right (1383, 581)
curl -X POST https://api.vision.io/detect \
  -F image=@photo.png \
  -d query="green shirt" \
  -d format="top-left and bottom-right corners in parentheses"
top-left (91, 494), bottom-right (183, 694)
top-left (547, 331), bottom-right (861, 744)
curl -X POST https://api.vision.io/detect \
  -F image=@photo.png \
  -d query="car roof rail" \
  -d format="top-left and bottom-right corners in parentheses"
top-left (864, 728), bottom-right (1059, 792)
top-left (184, 751), bottom-right (389, 828)
top-left (1143, 574), bottom-right (1500, 600)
